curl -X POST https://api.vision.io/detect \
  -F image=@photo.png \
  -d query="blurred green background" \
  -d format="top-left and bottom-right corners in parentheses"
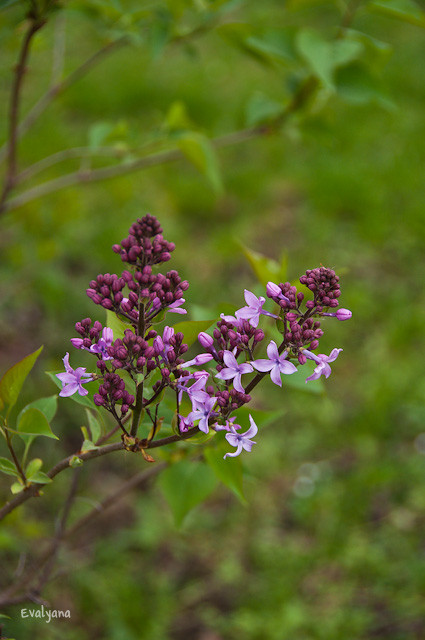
top-left (1, 0), bottom-right (425, 638)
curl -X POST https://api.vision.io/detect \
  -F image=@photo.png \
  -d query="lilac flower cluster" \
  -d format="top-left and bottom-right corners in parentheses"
top-left (57, 214), bottom-right (351, 461)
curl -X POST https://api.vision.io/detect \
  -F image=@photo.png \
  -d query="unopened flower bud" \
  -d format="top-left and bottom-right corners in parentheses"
top-left (198, 332), bottom-right (213, 348)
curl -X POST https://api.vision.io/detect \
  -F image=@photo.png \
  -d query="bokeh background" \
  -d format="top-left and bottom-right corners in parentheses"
top-left (1, 0), bottom-right (425, 638)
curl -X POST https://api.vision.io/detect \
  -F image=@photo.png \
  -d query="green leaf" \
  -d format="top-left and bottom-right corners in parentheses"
top-left (11, 481), bottom-right (24, 494)
top-left (46, 371), bottom-right (97, 409)
top-left (204, 443), bottom-right (246, 503)
top-left (27, 471), bottom-right (52, 485)
top-left (0, 457), bottom-right (20, 478)
top-left (159, 460), bottom-right (218, 527)
top-left (0, 346), bottom-right (43, 417)
top-left (245, 93), bottom-right (285, 128)
top-left (240, 244), bottom-right (287, 288)
top-left (368, 0), bottom-right (425, 27)
top-left (164, 100), bottom-right (195, 132)
top-left (177, 132), bottom-right (223, 193)
top-left (25, 458), bottom-right (43, 477)
top-left (106, 309), bottom-right (130, 341)
top-left (81, 439), bottom-right (98, 452)
top-left (172, 319), bottom-right (216, 348)
top-left (17, 407), bottom-right (58, 439)
top-left (296, 30), bottom-right (363, 90)
top-left (86, 409), bottom-right (103, 443)
top-left (335, 63), bottom-right (395, 109)
top-left (18, 395), bottom-right (58, 428)
top-left (88, 122), bottom-right (114, 149)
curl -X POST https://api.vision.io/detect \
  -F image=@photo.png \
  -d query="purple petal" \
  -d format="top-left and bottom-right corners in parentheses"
top-left (251, 358), bottom-right (274, 372)
top-left (232, 373), bottom-right (245, 393)
top-left (225, 433), bottom-right (240, 447)
top-left (244, 415), bottom-right (258, 438)
top-left (222, 351), bottom-right (238, 370)
top-left (223, 443), bottom-right (243, 459)
top-left (270, 365), bottom-right (282, 387)
top-left (241, 439), bottom-right (256, 452)
top-left (59, 382), bottom-right (79, 397)
top-left (326, 348), bottom-right (343, 363)
top-left (238, 362), bottom-right (254, 375)
top-left (244, 289), bottom-right (259, 307)
top-left (216, 368), bottom-right (236, 381)
top-left (266, 340), bottom-right (279, 361)
top-left (278, 360), bottom-right (297, 375)
top-left (77, 385), bottom-right (89, 396)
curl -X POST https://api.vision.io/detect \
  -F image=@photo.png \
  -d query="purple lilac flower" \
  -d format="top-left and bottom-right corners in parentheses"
top-left (89, 327), bottom-right (114, 360)
top-left (322, 308), bottom-right (352, 321)
top-left (188, 396), bottom-right (217, 434)
top-left (235, 290), bottom-right (277, 328)
top-left (176, 371), bottom-right (209, 403)
top-left (181, 353), bottom-right (214, 368)
top-left (56, 353), bottom-right (93, 397)
top-left (223, 414), bottom-right (258, 459)
top-left (303, 348), bottom-right (343, 382)
top-left (251, 340), bottom-right (297, 387)
top-left (215, 350), bottom-right (253, 393)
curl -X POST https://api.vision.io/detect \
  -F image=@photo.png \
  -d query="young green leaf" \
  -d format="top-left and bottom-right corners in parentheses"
top-left (17, 407), bottom-right (58, 439)
top-left (0, 346), bottom-right (43, 417)
top-left (0, 457), bottom-right (20, 478)
top-left (177, 132), bottom-right (223, 193)
top-left (240, 244), bottom-right (286, 287)
top-left (25, 458), bottom-right (43, 478)
top-left (159, 460), bottom-right (218, 527)
top-left (27, 471), bottom-right (52, 485)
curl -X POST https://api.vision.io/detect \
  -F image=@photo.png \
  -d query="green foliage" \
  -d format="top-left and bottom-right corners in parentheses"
top-left (159, 460), bottom-right (218, 527)
top-left (0, 347), bottom-right (43, 417)
top-left (172, 318), bottom-right (216, 347)
top-left (204, 441), bottom-right (246, 502)
top-left (17, 407), bottom-right (58, 439)
top-left (177, 132), bottom-right (223, 193)
top-left (241, 244), bottom-right (287, 288)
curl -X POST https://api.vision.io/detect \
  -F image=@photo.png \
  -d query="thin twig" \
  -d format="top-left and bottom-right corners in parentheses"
top-left (33, 468), bottom-right (80, 595)
top-left (0, 37), bottom-right (127, 165)
top-left (0, 16), bottom-right (46, 208)
top-left (0, 464), bottom-right (165, 607)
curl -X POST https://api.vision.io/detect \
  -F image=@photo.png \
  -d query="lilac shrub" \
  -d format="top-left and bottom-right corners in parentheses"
top-left (57, 215), bottom-right (351, 459)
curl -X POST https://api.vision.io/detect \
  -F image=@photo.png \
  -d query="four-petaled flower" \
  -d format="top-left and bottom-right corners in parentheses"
top-left (303, 348), bottom-right (343, 382)
top-left (223, 414), bottom-right (258, 459)
top-left (251, 340), bottom-right (297, 387)
top-left (56, 353), bottom-right (93, 397)
top-left (188, 396), bottom-right (217, 434)
top-left (235, 290), bottom-right (277, 328)
top-left (215, 350), bottom-right (253, 393)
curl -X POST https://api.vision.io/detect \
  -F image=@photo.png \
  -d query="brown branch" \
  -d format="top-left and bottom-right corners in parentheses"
top-left (0, 16), bottom-right (46, 208)
top-left (0, 442), bottom-right (124, 523)
top-left (0, 127), bottom-right (261, 214)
